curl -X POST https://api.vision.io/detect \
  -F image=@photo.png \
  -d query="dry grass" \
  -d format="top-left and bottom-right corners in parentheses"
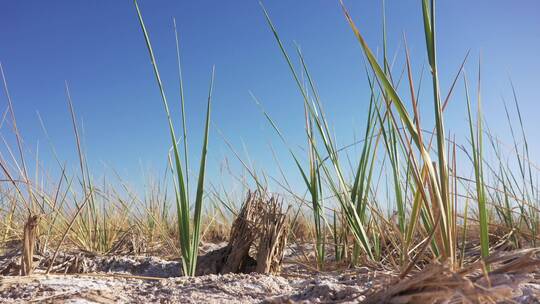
top-left (365, 248), bottom-right (540, 303)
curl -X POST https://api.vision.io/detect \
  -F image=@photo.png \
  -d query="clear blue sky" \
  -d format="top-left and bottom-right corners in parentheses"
top-left (1, 1), bottom-right (539, 192)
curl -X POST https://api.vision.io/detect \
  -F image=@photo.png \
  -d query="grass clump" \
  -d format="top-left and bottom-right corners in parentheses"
top-left (134, 0), bottom-right (214, 276)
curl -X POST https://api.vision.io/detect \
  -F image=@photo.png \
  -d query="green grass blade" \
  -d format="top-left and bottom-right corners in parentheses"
top-left (189, 67), bottom-right (214, 276)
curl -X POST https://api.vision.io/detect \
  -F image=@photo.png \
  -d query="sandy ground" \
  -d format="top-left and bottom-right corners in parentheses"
top-left (2, 244), bottom-right (540, 303)
top-left (2, 268), bottom-right (540, 303)
top-left (0, 243), bottom-right (382, 303)
top-left (0, 266), bottom-right (377, 303)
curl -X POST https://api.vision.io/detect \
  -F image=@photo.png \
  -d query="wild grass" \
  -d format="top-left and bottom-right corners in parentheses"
top-left (0, 0), bottom-right (538, 284)
top-left (134, 0), bottom-right (213, 276)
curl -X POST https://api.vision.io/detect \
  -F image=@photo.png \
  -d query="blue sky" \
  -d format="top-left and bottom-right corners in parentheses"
top-left (0, 1), bottom-right (539, 192)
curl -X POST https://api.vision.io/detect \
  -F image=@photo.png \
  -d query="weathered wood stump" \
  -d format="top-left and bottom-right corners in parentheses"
top-left (197, 191), bottom-right (289, 275)
top-left (21, 215), bottom-right (39, 276)
top-left (255, 196), bottom-right (289, 274)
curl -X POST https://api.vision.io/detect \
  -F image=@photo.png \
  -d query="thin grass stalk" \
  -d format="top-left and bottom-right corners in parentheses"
top-left (305, 104), bottom-right (325, 269)
top-left (464, 73), bottom-right (489, 261)
top-left (0, 63), bottom-right (34, 214)
top-left (173, 18), bottom-right (190, 197)
top-left (421, 0), bottom-right (453, 263)
top-left (188, 67), bottom-right (214, 276)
